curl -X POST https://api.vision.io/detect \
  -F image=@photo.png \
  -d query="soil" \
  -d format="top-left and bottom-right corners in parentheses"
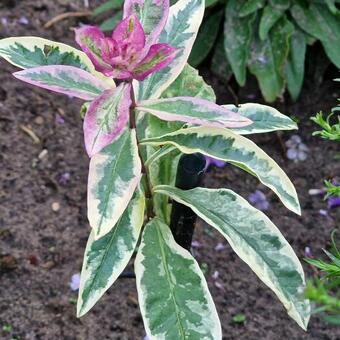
top-left (0, 1), bottom-right (339, 340)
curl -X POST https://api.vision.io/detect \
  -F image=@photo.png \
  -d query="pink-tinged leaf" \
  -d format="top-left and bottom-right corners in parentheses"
top-left (112, 15), bottom-right (145, 52)
top-left (137, 97), bottom-right (252, 128)
top-left (135, 0), bottom-right (205, 100)
top-left (75, 26), bottom-right (113, 75)
top-left (84, 83), bottom-right (132, 157)
top-left (123, 0), bottom-right (169, 48)
top-left (133, 43), bottom-right (177, 80)
top-left (13, 65), bottom-right (111, 100)
top-left (111, 68), bottom-right (134, 80)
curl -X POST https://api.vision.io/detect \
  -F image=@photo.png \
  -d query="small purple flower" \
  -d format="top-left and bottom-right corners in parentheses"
top-left (58, 172), bottom-right (71, 185)
top-left (304, 246), bottom-right (312, 258)
top-left (1, 17), bottom-right (8, 26)
top-left (214, 242), bottom-right (226, 252)
top-left (214, 281), bottom-right (225, 291)
top-left (191, 240), bottom-right (201, 249)
top-left (285, 135), bottom-right (309, 162)
top-left (211, 270), bottom-right (224, 290)
top-left (308, 189), bottom-right (324, 196)
top-left (69, 273), bottom-right (81, 291)
top-left (205, 156), bottom-right (227, 169)
top-left (211, 270), bottom-right (219, 280)
top-left (248, 190), bottom-right (269, 211)
top-left (319, 209), bottom-right (328, 217)
top-left (327, 196), bottom-right (340, 209)
top-left (18, 16), bottom-right (29, 25)
top-left (55, 114), bottom-right (65, 125)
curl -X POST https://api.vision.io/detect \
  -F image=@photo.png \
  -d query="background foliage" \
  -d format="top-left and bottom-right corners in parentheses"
top-left (93, 0), bottom-right (340, 102)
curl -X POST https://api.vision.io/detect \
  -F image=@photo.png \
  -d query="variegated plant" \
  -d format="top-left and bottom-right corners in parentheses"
top-left (0, 0), bottom-right (311, 338)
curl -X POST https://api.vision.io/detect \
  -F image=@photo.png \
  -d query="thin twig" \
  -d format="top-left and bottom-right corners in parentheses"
top-left (227, 83), bottom-right (239, 106)
top-left (44, 11), bottom-right (91, 29)
top-left (20, 125), bottom-right (40, 144)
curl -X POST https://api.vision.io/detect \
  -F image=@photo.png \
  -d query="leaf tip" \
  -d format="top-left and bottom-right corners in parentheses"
top-left (76, 296), bottom-right (87, 318)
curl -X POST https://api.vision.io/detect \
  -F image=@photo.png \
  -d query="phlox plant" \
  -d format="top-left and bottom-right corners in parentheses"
top-left (0, 0), bottom-right (311, 338)
top-left (305, 231), bottom-right (340, 325)
top-left (311, 78), bottom-right (340, 201)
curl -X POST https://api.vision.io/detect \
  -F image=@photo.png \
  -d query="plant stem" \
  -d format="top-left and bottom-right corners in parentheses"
top-left (129, 82), bottom-right (154, 219)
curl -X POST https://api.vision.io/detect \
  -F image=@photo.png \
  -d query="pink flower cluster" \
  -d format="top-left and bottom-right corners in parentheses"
top-left (75, 15), bottom-right (176, 81)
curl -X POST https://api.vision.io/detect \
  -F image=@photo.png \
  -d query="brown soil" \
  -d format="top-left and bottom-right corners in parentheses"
top-left (0, 1), bottom-right (339, 339)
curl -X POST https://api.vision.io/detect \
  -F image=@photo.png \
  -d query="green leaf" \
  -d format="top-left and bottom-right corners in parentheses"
top-left (224, 0), bottom-right (256, 86)
top-left (88, 129), bottom-right (142, 239)
top-left (145, 145), bottom-right (177, 166)
top-left (150, 62), bottom-right (215, 222)
top-left (142, 113), bottom-right (181, 223)
top-left (149, 144), bottom-right (181, 223)
top-left (291, 4), bottom-right (340, 68)
top-left (0, 37), bottom-right (114, 87)
top-left (248, 16), bottom-right (294, 102)
top-left (77, 186), bottom-right (145, 317)
top-left (284, 28), bottom-right (307, 101)
top-left (188, 10), bottom-right (223, 67)
top-left (324, 0), bottom-right (339, 14)
top-left (99, 11), bottom-right (122, 31)
top-left (206, 0), bottom-right (219, 7)
top-left (154, 185), bottom-right (310, 330)
top-left (93, 0), bottom-right (123, 16)
top-left (161, 63), bottom-right (216, 102)
top-left (136, 0), bottom-right (205, 100)
top-left (135, 218), bottom-right (222, 339)
top-left (269, 0), bottom-right (291, 11)
top-left (259, 5), bottom-right (284, 40)
top-left (141, 126), bottom-right (301, 214)
top-left (211, 35), bottom-right (233, 81)
top-left (223, 103), bottom-right (297, 134)
top-left (239, 0), bottom-right (266, 17)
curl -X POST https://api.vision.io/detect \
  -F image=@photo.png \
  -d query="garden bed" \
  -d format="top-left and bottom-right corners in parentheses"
top-left (0, 1), bottom-right (339, 339)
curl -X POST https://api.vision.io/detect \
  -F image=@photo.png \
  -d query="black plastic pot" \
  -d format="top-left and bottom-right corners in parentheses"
top-left (169, 153), bottom-right (206, 251)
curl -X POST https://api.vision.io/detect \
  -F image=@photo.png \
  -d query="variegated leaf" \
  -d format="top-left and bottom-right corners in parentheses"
top-left (14, 65), bottom-right (111, 100)
top-left (154, 185), bottom-right (310, 330)
top-left (135, 218), bottom-right (222, 339)
top-left (223, 103), bottom-right (297, 135)
top-left (88, 129), bottom-right (142, 239)
top-left (84, 83), bottom-right (131, 157)
top-left (161, 63), bottom-right (216, 102)
top-left (133, 43), bottom-right (177, 81)
top-left (136, 0), bottom-right (205, 100)
top-left (143, 62), bottom-right (216, 222)
top-left (145, 145), bottom-right (177, 166)
top-left (123, 0), bottom-right (169, 48)
top-left (77, 186), bottom-right (145, 317)
top-left (137, 97), bottom-right (252, 128)
top-left (0, 37), bottom-right (114, 87)
top-left (141, 127), bottom-right (301, 214)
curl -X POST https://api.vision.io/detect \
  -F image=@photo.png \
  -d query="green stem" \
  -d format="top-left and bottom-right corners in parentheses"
top-left (129, 81), bottom-right (154, 219)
